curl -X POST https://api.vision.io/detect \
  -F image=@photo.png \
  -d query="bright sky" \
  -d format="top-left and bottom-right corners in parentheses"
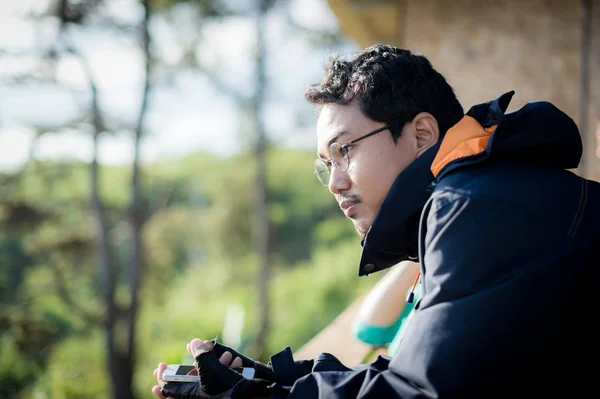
top-left (0, 0), bottom-right (358, 171)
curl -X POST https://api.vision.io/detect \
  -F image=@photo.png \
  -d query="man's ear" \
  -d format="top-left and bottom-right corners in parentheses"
top-left (413, 112), bottom-right (440, 157)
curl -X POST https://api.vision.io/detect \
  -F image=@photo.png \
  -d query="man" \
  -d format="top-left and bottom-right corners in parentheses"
top-left (153, 44), bottom-right (600, 398)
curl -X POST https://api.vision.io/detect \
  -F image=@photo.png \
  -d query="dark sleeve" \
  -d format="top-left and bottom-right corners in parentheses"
top-left (281, 194), bottom-right (574, 398)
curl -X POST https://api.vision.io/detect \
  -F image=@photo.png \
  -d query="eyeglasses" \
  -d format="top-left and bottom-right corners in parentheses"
top-left (314, 124), bottom-right (392, 186)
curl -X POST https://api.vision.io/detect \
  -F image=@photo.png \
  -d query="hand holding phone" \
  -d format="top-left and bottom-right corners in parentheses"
top-left (163, 364), bottom-right (256, 383)
top-left (160, 360), bottom-right (260, 399)
top-left (153, 338), bottom-right (267, 399)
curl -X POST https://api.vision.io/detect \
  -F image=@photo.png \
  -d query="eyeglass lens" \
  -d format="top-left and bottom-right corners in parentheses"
top-left (314, 143), bottom-right (349, 186)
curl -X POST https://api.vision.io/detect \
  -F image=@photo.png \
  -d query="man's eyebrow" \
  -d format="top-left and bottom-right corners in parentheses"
top-left (317, 130), bottom-right (349, 159)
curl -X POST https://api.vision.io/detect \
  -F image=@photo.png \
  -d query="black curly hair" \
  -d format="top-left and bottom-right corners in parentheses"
top-left (305, 44), bottom-right (464, 141)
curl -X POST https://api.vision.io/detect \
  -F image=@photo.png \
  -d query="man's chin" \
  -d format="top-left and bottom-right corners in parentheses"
top-left (352, 219), bottom-right (370, 240)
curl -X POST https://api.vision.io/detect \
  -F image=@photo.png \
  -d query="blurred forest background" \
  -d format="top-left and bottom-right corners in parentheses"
top-left (0, 0), bottom-right (376, 397)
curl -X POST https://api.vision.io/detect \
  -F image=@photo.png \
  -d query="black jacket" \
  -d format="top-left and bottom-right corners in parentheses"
top-left (267, 92), bottom-right (600, 398)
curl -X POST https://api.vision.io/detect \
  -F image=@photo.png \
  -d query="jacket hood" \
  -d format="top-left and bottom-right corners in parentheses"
top-left (432, 90), bottom-right (582, 180)
top-left (358, 90), bottom-right (582, 276)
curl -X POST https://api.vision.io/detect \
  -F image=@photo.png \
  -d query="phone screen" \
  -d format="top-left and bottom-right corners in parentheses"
top-left (173, 365), bottom-right (195, 376)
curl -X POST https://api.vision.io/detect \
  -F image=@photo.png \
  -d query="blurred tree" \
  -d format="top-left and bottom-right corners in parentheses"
top-left (55, 0), bottom-right (154, 396)
top-left (0, 0), bottom-right (153, 396)
top-left (0, 163), bottom-right (98, 395)
top-left (54, 0), bottom-right (153, 397)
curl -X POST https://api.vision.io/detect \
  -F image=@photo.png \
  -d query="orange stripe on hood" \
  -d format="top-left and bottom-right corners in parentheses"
top-left (431, 115), bottom-right (497, 177)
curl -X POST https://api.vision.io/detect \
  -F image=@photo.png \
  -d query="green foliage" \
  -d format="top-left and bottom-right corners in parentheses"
top-left (0, 236), bottom-right (33, 303)
top-left (0, 335), bottom-right (43, 397)
top-left (152, 0), bottom-right (242, 17)
top-left (267, 147), bottom-right (342, 264)
top-left (0, 304), bottom-right (75, 396)
top-left (42, 333), bottom-right (109, 399)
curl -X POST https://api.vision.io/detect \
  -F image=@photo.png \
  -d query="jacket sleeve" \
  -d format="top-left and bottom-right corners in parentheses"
top-left (280, 193), bottom-right (575, 398)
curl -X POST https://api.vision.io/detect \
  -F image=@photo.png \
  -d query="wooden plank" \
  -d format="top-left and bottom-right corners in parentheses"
top-left (294, 294), bottom-right (387, 366)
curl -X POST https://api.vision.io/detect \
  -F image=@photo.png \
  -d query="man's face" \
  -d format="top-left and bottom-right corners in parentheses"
top-left (316, 101), bottom-right (420, 238)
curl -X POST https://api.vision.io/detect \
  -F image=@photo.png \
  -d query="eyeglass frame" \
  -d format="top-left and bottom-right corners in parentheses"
top-left (314, 123), bottom-right (393, 186)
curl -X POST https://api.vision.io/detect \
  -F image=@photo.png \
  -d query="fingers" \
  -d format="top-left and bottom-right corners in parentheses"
top-left (156, 363), bottom-right (167, 386)
top-left (189, 338), bottom-right (214, 358)
top-left (186, 338), bottom-right (242, 369)
top-left (230, 356), bottom-right (243, 369)
top-left (151, 385), bottom-right (167, 399)
top-left (216, 351), bottom-right (242, 368)
top-left (187, 340), bottom-right (205, 355)
top-left (153, 364), bottom-right (175, 399)
top-left (219, 351), bottom-right (233, 365)
top-left (187, 338), bottom-right (206, 354)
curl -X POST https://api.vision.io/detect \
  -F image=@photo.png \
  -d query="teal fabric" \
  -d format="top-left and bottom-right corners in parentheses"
top-left (387, 282), bottom-right (421, 356)
top-left (352, 310), bottom-right (406, 346)
top-left (351, 282), bottom-right (421, 352)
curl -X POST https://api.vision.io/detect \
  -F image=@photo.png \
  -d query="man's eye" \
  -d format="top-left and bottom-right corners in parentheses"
top-left (341, 145), bottom-right (353, 155)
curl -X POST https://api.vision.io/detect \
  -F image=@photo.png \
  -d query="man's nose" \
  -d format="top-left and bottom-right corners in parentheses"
top-left (328, 166), bottom-right (351, 195)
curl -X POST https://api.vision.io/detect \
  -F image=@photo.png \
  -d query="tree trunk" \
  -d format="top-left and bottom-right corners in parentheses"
top-left (82, 39), bottom-right (135, 399)
top-left (108, 350), bottom-right (134, 399)
top-left (123, 0), bottom-right (152, 395)
top-left (253, 0), bottom-right (271, 361)
top-left (88, 0), bottom-right (151, 395)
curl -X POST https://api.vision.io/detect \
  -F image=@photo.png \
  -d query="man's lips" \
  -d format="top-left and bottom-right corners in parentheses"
top-left (339, 199), bottom-right (360, 218)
